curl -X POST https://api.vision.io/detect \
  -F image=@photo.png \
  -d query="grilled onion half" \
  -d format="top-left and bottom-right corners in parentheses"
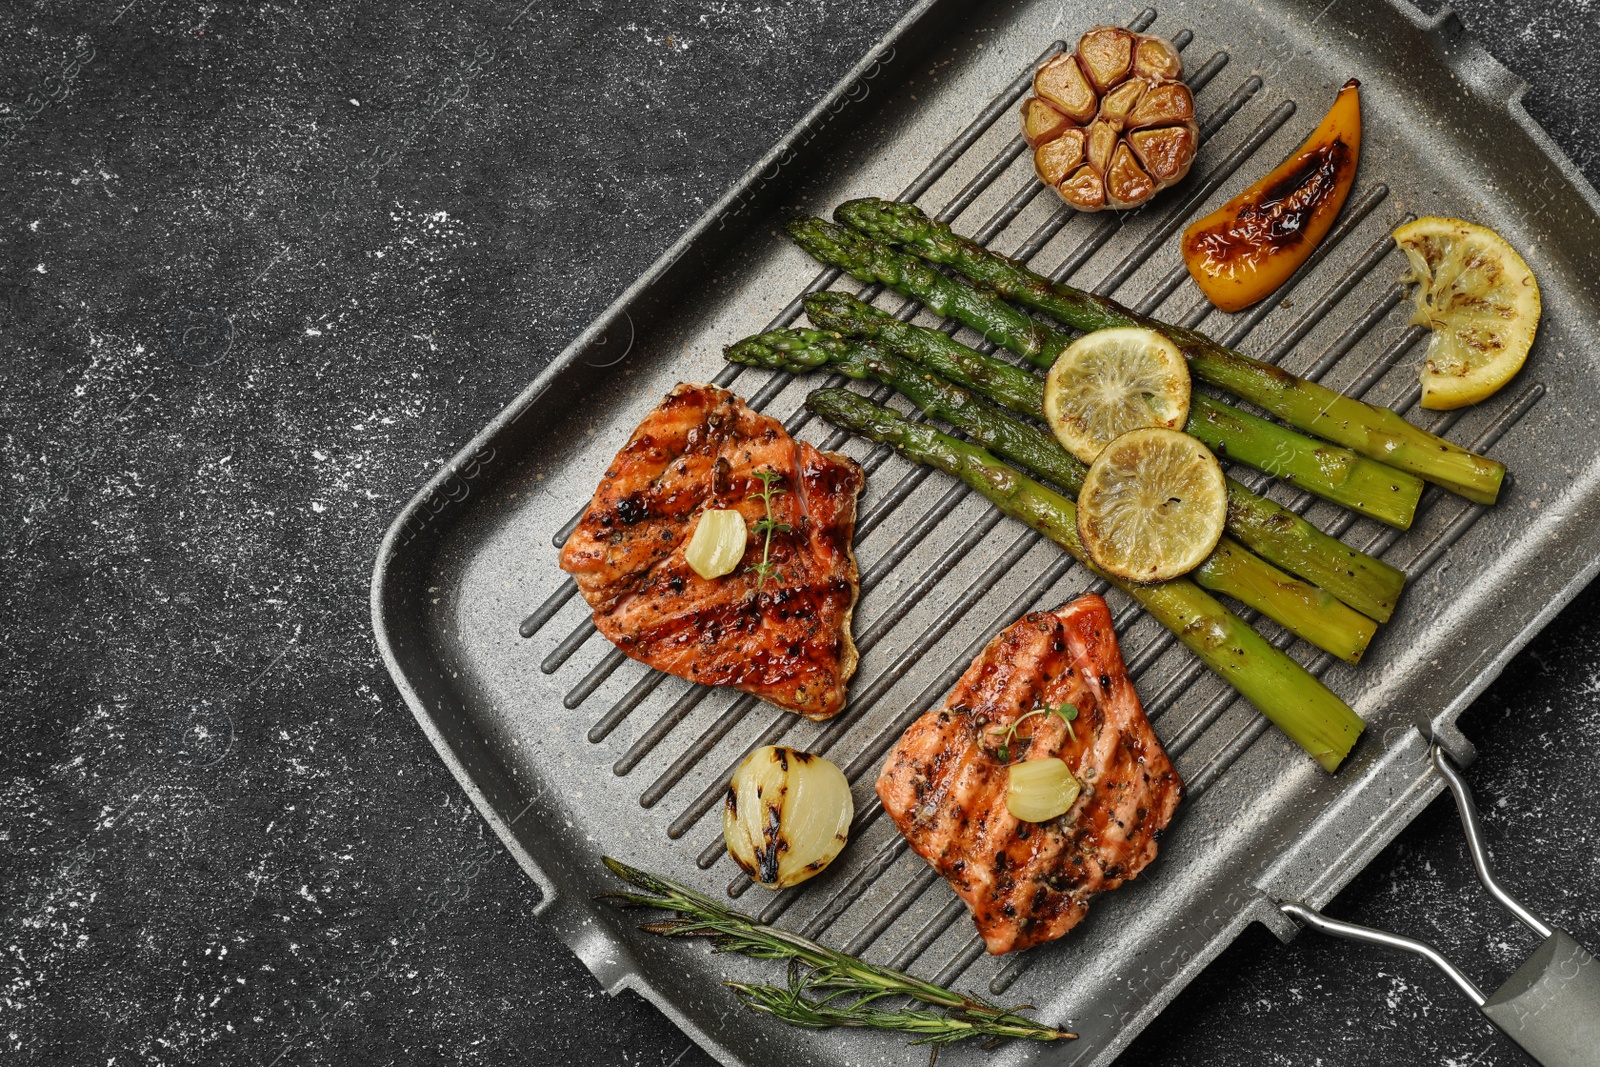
top-left (724, 746), bottom-right (853, 889)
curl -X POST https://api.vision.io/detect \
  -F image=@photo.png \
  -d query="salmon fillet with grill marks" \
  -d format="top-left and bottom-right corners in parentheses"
top-left (559, 383), bottom-right (863, 720)
top-left (877, 594), bottom-right (1182, 954)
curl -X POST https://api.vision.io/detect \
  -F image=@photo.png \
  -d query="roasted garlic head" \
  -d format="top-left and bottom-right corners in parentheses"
top-left (1021, 26), bottom-right (1199, 211)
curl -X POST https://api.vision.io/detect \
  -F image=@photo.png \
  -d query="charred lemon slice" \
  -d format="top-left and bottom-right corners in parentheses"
top-left (1393, 217), bottom-right (1540, 411)
top-left (1043, 326), bottom-right (1190, 463)
top-left (1077, 428), bottom-right (1226, 582)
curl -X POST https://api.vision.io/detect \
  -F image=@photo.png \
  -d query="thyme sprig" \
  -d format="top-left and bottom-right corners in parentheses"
top-left (598, 858), bottom-right (1075, 1052)
top-left (993, 701), bottom-right (1079, 762)
top-left (747, 469), bottom-right (790, 590)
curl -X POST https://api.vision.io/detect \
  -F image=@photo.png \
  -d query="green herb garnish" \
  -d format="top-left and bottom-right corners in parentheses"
top-left (993, 701), bottom-right (1079, 762)
top-left (599, 857), bottom-right (1076, 1051)
top-left (747, 469), bottom-right (791, 590)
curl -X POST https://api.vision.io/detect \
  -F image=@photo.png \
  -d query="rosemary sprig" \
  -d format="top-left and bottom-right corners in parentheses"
top-left (746, 469), bottom-right (790, 589)
top-left (598, 857), bottom-right (1074, 1049)
top-left (729, 970), bottom-right (1068, 1048)
top-left (993, 701), bottom-right (1079, 762)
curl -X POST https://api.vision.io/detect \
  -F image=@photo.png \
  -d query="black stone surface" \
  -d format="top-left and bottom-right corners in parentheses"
top-left (3, 2), bottom-right (1596, 1065)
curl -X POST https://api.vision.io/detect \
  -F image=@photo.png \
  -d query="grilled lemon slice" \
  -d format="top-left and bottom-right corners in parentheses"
top-left (1393, 217), bottom-right (1540, 411)
top-left (1043, 326), bottom-right (1190, 463)
top-left (1077, 427), bottom-right (1226, 582)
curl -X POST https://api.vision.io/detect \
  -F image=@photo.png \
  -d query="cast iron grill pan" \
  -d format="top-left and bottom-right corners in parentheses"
top-left (371, 3), bottom-right (1600, 1064)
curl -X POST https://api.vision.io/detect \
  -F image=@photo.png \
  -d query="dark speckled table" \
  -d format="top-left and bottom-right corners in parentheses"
top-left (4, 2), bottom-right (1597, 1065)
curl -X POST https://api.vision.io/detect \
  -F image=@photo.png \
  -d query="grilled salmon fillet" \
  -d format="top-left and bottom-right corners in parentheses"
top-left (877, 594), bottom-right (1181, 954)
top-left (559, 383), bottom-right (863, 720)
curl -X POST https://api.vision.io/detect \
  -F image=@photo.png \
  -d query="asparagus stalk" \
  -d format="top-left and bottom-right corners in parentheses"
top-left (1186, 393), bottom-right (1421, 531)
top-left (599, 857), bottom-right (1076, 1047)
top-left (805, 388), bottom-right (1366, 772)
top-left (802, 289), bottom-right (1421, 531)
top-left (1198, 539), bottom-right (1372, 666)
top-left (833, 197), bottom-right (1506, 504)
top-left (728, 326), bottom-right (1404, 624)
top-left (1221, 474), bottom-right (1402, 624)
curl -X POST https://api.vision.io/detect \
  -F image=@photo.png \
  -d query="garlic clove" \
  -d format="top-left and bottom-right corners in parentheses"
top-left (1060, 165), bottom-right (1107, 211)
top-left (684, 508), bottom-right (748, 580)
top-left (1106, 142), bottom-right (1156, 207)
top-left (1006, 758), bottom-right (1082, 824)
top-left (1034, 52), bottom-right (1097, 125)
top-left (1077, 26), bottom-right (1134, 92)
top-left (1035, 129), bottom-right (1086, 186)
top-left (1099, 79), bottom-right (1147, 127)
top-left (1087, 120), bottom-right (1119, 174)
top-left (1021, 97), bottom-right (1071, 148)
top-left (1134, 35), bottom-right (1183, 81)
top-left (1129, 124), bottom-right (1197, 183)
top-left (1128, 82), bottom-right (1195, 129)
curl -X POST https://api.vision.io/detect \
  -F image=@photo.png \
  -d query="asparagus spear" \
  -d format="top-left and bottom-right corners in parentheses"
top-left (805, 388), bottom-right (1366, 772)
top-left (1200, 539), bottom-right (1373, 666)
top-left (600, 857), bottom-right (1076, 1048)
top-left (802, 289), bottom-right (1422, 531)
top-left (832, 198), bottom-right (1506, 504)
top-left (728, 326), bottom-right (1404, 624)
top-left (1186, 394), bottom-right (1420, 533)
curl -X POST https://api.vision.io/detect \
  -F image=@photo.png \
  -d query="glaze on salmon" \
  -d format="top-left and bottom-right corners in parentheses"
top-left (876, 594), bottom-right (1181, 953)
top-left (559, 383), bottom-right (863, 720)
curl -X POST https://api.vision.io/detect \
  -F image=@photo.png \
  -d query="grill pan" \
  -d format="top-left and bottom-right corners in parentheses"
top-left (369, 1), bottom-right (1600, 1063)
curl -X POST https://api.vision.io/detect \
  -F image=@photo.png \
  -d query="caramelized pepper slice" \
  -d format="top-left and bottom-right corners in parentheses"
top-left (1182, 79), bottom-right (1362, 312)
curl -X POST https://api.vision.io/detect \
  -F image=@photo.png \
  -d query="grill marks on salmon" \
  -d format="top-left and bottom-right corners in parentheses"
top-left (876, 594), bottom-right (1182, 954)
top-left (559, 383), bottom-right (863, 720)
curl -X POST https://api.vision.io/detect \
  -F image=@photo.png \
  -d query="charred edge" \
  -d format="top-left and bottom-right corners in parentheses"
top-left (1186, 139), bottom-right (1352, 263)
top-left (756, 801), bottom-right (784, 884)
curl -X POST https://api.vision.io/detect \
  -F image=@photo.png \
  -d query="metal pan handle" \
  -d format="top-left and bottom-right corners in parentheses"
top-left (1280, 745), bottom-right (1600, 1067)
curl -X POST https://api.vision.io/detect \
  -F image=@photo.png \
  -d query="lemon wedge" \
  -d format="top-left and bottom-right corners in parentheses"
top-left (1077, 427), bottom-right (1226, 582)
top-left (1043, 326), bottom-right (1190, 463)
top-left (1393, 217), bottom-right (1540, 411)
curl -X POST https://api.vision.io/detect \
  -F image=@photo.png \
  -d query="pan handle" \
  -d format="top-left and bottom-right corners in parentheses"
top-left (1431, 742), bottom-right (1552, 940)
top-left (1277, 902), bottom-right (1484, 1004)
top-left (1480, 930), bottom-right (1600, 1067)
top-left (1279, 745), bottom-right (1600, 1067)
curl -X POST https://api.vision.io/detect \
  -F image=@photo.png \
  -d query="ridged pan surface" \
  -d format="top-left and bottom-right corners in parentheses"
top-left (369, 1), bottom-right (1600, 1064)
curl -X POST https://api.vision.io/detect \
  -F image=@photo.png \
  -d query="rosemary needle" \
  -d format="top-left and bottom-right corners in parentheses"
top-left (598, 857), bottom-right (1075, 1050)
